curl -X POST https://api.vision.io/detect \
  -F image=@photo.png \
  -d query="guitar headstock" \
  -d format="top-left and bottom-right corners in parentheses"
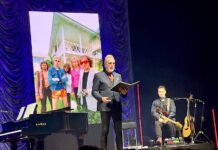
top-left (188, 93), bottom-right (193, 100)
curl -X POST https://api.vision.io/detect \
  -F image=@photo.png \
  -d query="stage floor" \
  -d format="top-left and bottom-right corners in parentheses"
top-left (124, 143), bottom-right (215, 150)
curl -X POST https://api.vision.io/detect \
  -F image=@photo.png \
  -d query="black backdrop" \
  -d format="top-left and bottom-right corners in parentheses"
top-left (128, 0), bottom-right (218, 142)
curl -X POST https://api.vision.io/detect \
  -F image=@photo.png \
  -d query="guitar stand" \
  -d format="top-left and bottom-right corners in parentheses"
top-left (193, 102), bottom-right (213, 143)
top-left (194, 131), bottom-right (212, 143)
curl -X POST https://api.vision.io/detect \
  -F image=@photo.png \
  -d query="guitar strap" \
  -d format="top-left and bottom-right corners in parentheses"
top-left (167, 98), bottom-right (170, 114)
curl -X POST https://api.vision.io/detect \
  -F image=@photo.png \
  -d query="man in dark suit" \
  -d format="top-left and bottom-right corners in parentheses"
top-left (92, 54), bottom-right (127, 150)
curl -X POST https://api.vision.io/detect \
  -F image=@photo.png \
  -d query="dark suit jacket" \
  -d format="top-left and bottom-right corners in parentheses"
top-left (92, 71), bottom-right (124, 111)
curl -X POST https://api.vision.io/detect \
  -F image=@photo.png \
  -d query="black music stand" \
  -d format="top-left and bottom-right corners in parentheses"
top-left (193, 101), bottom-right (212, 143)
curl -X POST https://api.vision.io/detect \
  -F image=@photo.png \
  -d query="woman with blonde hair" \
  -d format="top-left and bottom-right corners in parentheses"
top-left (71, 56), bottom-right (81, 104)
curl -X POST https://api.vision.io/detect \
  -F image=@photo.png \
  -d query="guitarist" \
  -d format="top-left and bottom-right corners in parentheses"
top-left (151, 85), bottom-right (177, 145)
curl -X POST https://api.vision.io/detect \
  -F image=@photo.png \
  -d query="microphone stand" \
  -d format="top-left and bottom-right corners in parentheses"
top-left (193, 102), bottom-right (197, 127)
top-left (193, 100), bottom-right (197, 138)
top-left (193, 101), bottom-right (212, 143)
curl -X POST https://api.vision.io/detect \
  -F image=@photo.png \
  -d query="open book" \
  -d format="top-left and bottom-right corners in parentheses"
top-left (111, 81), bottom-right (140, 92)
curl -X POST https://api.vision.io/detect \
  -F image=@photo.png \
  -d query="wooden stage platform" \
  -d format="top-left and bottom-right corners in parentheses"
top-left (124, 143), bottom-right (215, 150)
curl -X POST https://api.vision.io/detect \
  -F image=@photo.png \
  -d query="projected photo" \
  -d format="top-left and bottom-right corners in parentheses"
top-left (30, 12), bottom-right (102, 124)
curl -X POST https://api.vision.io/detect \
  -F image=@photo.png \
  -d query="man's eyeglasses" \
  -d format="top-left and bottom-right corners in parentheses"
top-left (54, 60), bottom-right (60, 62)
top-left (80, 60), bottom-right (89, 65)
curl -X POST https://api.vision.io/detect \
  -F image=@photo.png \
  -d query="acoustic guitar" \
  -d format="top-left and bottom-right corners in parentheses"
top-left (182, 95), bottom-right (195, 138)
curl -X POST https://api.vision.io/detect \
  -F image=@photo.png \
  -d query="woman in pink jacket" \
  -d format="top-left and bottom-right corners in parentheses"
top-left (71, 56), bottom-right (81, 105)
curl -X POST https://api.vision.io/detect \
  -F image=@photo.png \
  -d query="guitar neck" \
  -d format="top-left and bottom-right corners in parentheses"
top-left (160, 115), bottom-right (182, 128)
top-left (161, 115), bottom-right (177, 124)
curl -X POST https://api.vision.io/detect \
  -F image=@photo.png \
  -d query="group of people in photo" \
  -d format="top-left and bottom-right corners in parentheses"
top-left (35, 55), bottom-right (98, 113)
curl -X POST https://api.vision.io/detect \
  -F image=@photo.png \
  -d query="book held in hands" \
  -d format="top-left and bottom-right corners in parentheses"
top-left (111, 81), bottom-right (140, 92)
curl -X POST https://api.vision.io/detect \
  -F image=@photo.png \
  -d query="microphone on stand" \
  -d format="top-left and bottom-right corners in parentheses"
top-left (173, 95), bottom-right (204, 103)
top-left (173, 97), bottom-right (187, 101)
top-left (188, 93), bottom-right (204, 103)
top-left (193, 98), bottom-right (204, 103)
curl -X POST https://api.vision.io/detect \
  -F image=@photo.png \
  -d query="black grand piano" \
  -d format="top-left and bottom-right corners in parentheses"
top-left (0, 108), bottom-right (88, 150)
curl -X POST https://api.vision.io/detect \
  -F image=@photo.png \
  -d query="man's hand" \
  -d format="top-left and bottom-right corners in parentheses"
top-left (119, 87), bottom-right (128, 95)
top-left (82, 89), bottom-right (88, 96)
top-left (101, 97), bottom-right (111, 103)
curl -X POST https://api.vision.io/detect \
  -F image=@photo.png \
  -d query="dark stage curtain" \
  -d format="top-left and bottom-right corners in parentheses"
top-left (0, 0), bottom-right (135, 149)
